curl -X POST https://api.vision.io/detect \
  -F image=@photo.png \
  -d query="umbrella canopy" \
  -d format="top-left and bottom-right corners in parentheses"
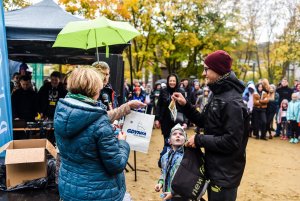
top-left (53, 16), bottom-right (140, 59)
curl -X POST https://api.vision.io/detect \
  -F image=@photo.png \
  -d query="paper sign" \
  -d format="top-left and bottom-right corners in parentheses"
top-left (168, 100), bottom-right (177, 122)
top-left (122, 111), bottom-right (155, 153)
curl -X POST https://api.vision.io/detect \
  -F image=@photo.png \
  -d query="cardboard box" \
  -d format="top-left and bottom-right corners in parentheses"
top-left (0, 139), bottom-right (57, 189)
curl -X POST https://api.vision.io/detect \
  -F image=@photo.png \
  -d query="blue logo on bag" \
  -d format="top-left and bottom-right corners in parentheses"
top-left (127, 129), bottom-right (146, 137)
top-left (127, 121), bottom-right (146, 137)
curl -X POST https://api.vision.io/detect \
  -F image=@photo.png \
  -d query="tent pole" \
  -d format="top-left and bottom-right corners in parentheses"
top-left (129, 44), bottom-right (137, 181)
top-left (134, 150), bottom-right (137, 181)
top-left (129, 44), bottom-right (133, 87)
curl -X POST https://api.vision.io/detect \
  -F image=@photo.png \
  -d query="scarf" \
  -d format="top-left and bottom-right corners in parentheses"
top-left (66, 92), bottom-right (98, 106)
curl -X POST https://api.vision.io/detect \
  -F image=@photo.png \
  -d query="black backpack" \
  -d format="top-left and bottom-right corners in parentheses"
top-left (171, 147), bottom-right (209, 201)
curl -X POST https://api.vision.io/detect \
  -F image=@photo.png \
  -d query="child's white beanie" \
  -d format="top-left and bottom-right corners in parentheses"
top-left (170, 123), bottom-right (187, 140)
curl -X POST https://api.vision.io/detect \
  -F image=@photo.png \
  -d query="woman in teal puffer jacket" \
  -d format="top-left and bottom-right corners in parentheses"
top-left (54, 67), bottom-right (130, 201)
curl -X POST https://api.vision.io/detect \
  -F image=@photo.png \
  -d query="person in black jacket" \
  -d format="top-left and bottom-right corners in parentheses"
top-left (172, 50), bottom-right (248, 201)
top-left (266, 84), bottom-right (279, 138)
top-left (12, 75), bottom-right (38, 122)
top-left (275, 78), bottom-right (294, 136)
top-left (38, 71), bottom-right (67, 120)
top-left (155, 74), bottom-right (180, 135)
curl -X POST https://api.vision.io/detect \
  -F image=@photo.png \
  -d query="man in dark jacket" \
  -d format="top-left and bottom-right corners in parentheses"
top-left (172, 50), bottom-right (249, 201)
top-left (11, 75), bottom-right (38, 122)
top-left (38, 71), bottom-right (67, 119)
top-left (93, 61), bottom-right (118, 111)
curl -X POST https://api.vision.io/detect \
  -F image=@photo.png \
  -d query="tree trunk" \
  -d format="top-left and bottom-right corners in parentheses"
top-left (255, 45), bottom-right (262, 79)
top-left (266, 41), bottom-right (271, 81)
top-left (282, 61), bottom-right (290, 79)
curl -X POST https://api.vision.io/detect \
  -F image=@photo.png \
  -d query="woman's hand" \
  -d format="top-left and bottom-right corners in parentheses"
top-left (155, 120), bottom-right (161, 129)
top-left (154, 183), bottom-right (162, 192)
top-left (185, 134), bottom-right (196, 148)
top-left (128, 100), bottom-right (147, 109)
top-left (172, 92), bottom-right (187, 106)
top-left (118, 131), bottom-right (127, 140)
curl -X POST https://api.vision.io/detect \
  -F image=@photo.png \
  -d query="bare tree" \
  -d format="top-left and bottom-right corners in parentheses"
top-left (240, 0), bottom-right (264, 80)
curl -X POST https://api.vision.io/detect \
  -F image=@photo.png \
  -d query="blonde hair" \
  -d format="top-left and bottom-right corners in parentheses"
top-left (268, 84), bottom-right (276, 100)
top-left (92, 61), bottom-right (110, 74)
top-left (67, 67), bottom-right (103, 98)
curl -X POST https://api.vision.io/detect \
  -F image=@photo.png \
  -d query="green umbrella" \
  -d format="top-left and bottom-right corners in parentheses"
top-left (53, 16), bottom-right (140, 60)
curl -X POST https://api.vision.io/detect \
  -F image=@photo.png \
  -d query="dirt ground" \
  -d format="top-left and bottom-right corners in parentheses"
top-left (125, 128), bottom-right (300, 201)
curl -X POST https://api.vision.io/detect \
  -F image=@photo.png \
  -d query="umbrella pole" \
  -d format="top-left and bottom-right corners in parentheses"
top-left (96, 47), bottom-right (99, 62)
top-left (94, 29), bottom-right (99, 62)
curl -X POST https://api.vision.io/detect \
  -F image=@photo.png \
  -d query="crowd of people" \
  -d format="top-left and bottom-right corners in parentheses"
top-left (10, 63), bottom-right (67, 123)
top-left (125, 69), bottom-right (300, 146)
top-left (8, 50), bottom-right (300, 201)
top-left (243, 78), bottom-right (300, 143)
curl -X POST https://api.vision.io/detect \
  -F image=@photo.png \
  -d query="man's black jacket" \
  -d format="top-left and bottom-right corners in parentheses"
top-left (181, 72), bottom-right (249, 188)
top-left (38, 82), bottom-right (67, 119)
top-left (11, 88), bottom-right (38, 122)
top-left (276, 86), bottom-right (293, 103)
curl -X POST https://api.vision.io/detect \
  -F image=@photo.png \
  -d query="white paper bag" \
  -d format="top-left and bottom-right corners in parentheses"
top-left (122, 111), bottom-right (155, 153)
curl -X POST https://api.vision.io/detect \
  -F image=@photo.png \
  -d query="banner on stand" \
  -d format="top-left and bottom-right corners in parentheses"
top-left (0, 4), bottom-right (13, 157)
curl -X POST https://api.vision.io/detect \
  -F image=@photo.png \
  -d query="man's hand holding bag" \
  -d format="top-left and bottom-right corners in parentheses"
top-left (171, 146), bottom-right (209, 201)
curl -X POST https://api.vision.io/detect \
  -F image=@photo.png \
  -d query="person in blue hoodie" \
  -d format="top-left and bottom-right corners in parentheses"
top-left (54, 67), bottom-right (130, 201)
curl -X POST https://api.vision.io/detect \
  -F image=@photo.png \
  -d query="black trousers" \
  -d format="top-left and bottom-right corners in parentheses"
top-left (207, 184), bottom-right (238, 201)
top-left (266, 110), bottom-right (276, 133)
top-left (252, 108), bottom-right (267, 138)
top-left (290, 120), bottom-right (300, 138)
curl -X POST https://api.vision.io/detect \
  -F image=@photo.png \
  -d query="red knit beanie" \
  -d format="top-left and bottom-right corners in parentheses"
top-left (204, 50), bottom-right (232, 75)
